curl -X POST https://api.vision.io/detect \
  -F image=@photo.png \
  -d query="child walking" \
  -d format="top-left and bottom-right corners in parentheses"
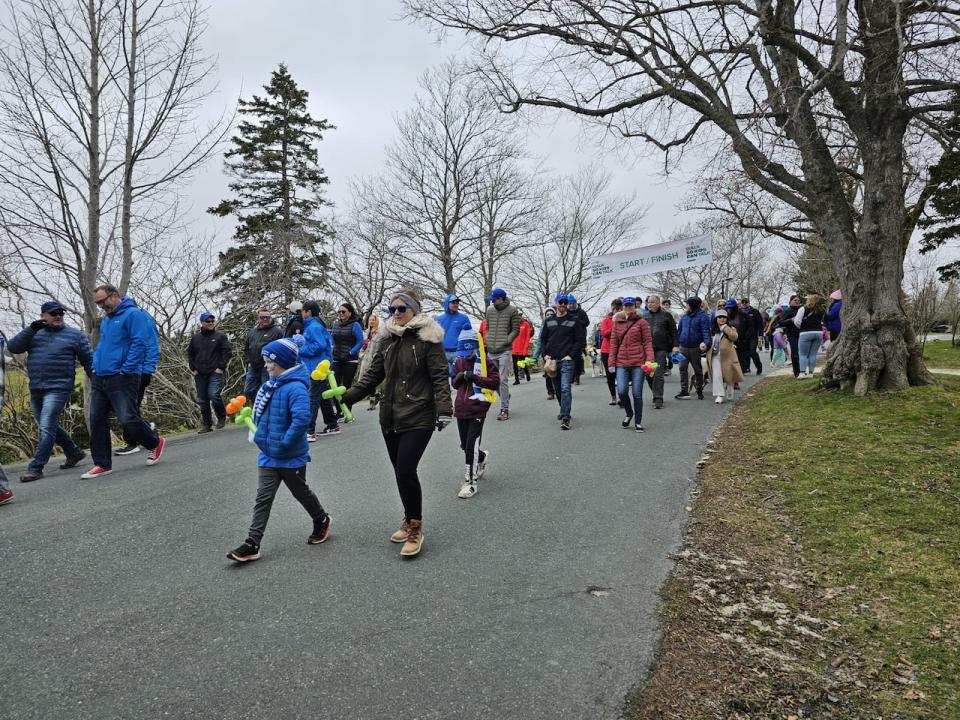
top-left (227, 337), bottom-right (331, 562)
top-left (771, 327), bottom-right (789, 368)
top-left (451, 329), bottom-right (500, 499)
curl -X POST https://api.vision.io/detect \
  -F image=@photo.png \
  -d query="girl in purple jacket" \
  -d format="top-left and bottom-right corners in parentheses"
top-left (450, 329), bottom-right (500, 499)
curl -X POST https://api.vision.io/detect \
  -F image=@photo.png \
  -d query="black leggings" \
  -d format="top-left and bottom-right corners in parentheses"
top-left (600, 352), bottom-right (616, 397)
top-left (383, 427), bottom-right (433, 521)
top-left (511, 354), bottom-right (531, 381)
top-left (457, 418), bottom-right (487, 480)
top-left (331, 360), bottom-right (358, 391)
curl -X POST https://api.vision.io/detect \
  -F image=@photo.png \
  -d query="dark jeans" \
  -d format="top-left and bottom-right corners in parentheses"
top-left (194, 372), bottom-right (226, 428)
top-left (89, 373), bottom-right (159, 469)
top-left (243, 366), bottom-right (269, 399)
top-left (600, 352), bottom-right (617, 398)
top-left (383, 427), bottom-right (433, 521)
top-left (616, 366), bottom-right (645, 422)
top-left (737, 338), bottom-right (763, 373)
top-left (545, 374), bottom-right (555, 396)
top-left (788, 333), bottom-right (801, 376)
top-left (137, 373), bottom-right (152, 409)
top-left (457, 418), bottom-right (486, 480)
top-left (678, 347), bottom-right (705, 394)
top-left (309, 378), bottom-right (337, 433)
top-left (28, 389), bottom-right (79, 472)
top-left (649, 349), bottom-right (668, 402)
top-left (511, 354), bottom-right (531, 382)
top-left (246, 465), bottom-right (327, 546)
top-left (554, 358), bottom-right (574, 420)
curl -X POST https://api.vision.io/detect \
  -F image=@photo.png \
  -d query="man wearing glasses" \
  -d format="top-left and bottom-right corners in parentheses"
top-left (187, 312), bottom-right (233, 433)
top-left (82, 284), bottom-right (166, 478)
top-left (243, 310), bottom-right (283, 399)
top-left (8, 300), bottom-right (93, 482)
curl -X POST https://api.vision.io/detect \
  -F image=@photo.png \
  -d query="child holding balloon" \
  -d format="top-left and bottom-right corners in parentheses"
top-left (226, 336), bottom-right (332, 563)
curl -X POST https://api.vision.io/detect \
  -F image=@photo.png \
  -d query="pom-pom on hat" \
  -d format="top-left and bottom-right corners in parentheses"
top-left (261, 337), bottom-right (300, 369)
top-left (456, 328), bottom-right (479, 357)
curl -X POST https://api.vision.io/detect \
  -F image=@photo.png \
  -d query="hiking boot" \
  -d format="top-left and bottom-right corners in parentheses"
top-left (476, 450), bottom-right (489, 479)
top-left (114, 444), bottom-right (140, 456)
top-left (390, 518), bottom-right (415, 543)
top-left (226, 540), bottom-right (260, 562)
top-left (308, 514), bottom-right (332, 544)
top-left (197, 426), bottom-right (213, 434)
top-left (19, 469), bottom-right (43, 483)
top-left (400, 520), bottom-right (424, 557)
top-left (621, 415), bottom-right (633, 429)
top-left (497, 410), bottom-right (509, 421)
top-left (0, 489), bottom-right (14, 505)
top-left (215, 417), bottom-right (227, 430)
top-left (674, 391), bottom-right (691, 400)
top-left (146, 436), bottom-right (166, 466)
top-left (80, 466), bottom-right (113, 479)
top-left (60, 451), bottom-right (86, 470)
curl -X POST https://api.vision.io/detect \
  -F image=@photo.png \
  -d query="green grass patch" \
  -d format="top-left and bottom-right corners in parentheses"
top-left (923, 340), bottom-right (960, 369)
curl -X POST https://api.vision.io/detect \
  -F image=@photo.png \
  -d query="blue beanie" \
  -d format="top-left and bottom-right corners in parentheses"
top-left (567, 293), bottom-right (577, 304)
top-left (262, 337), bottom-right (300, 369)
top-left (457, 328), bottom-right (479, 357)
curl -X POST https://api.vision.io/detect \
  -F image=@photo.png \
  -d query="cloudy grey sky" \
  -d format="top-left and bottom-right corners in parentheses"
top-left (190, 0), bottom-right (699, 248)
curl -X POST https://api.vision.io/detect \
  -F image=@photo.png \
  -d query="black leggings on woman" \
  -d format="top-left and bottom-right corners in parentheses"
top-left (383, 428), bottom-right (433, 520)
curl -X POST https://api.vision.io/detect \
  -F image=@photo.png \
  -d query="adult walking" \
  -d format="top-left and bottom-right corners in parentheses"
top-left (283, 301), bottom-right (304, 338)
top-left (511, 312), bottom-right (533, 384)
top-left (794, 293), bottom-right (827, 378)
top-left (535, 307), bottom-right (557, 400)
top-left (83, 284), bottom-right (166, 479)
top-left (243, 309), bottom-right (283, 399)
top-left (644, 296), bottom-right (677, 410)
top-left (300, 300), bottom-right (338, 439)
top-left (706, 310), bottom-right (744, 404)
top-left (342, 289), bottom-right (452, 558)
top-left (566, 294), bottom-right (590, 384)
top-left (538, 294), bottom-right (586, 430)
top-left (599, 298), bottom-right (623, 405)
top-left (331, 302), bottom-right (365, 392)
top-left (738, 297), bottom-right (764, 374)
top-left (7, 300), bottom-right (92, 482)
top-left (482, 287), bottom-right (519, 421)
top-left (436, 294), bottom-right (472, 373)
top-left (777, 295), bottom-right (803, 378)
top-left (188, 312), bottom-right (233, 433)
top-left (608, 297), bottom-right (654, 433)
top-left (674, 296), bottom-right (711, 401)
top-left (114, 309), bottom-right (159, 456)
top-left (825, 290), bottom-right (843, 342)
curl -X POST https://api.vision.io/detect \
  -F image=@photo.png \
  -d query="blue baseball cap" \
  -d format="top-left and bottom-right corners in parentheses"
top-left (622, 296), bottom-right (637, 306)
top-left (41, 300), bottom-right (65, 314)
top-left (724, 298), bottom-right (737, 309)
top-left (485, 288), bottom-right (507, 302)
top-left (199, 311), bottom-right (215, 322)
top-left (555, 293), bottom-right (569, 304)
top-left (566, 294), bottom-right (578, 304)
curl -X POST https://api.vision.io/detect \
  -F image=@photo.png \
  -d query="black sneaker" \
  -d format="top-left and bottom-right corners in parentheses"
top-left (308, 514), bottom-right (332, 544)
top-left (60, 451), bottom-right (87, 470)
top-left (608, 399), bottom-right (618, 406)
top-left (635, 424), bottom-right (645, 433)
top-left (197, 426), bottom-right (213, 434)
top-left (19, 469), bottom-right (42, 483)
top-left (226, 541), bottom-right (261, 562)
top-left (114, 444), bottom-right (140, 456)
top-left (318, 425), bottom-right (341, 437)
top-left (654, 400), bottom-right (664, 409)
top-left (560, 419), bottom-right (571, 430)
top-left (675, 391), bottom-right (691, 400)
top-left (621, 415), bottom-right (633, 429)
top-left (215, 417), bottom-right (227, 430)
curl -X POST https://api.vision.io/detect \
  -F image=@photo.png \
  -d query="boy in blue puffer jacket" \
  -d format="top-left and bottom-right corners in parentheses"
top-left (227, 337), bottom-right (332, 563)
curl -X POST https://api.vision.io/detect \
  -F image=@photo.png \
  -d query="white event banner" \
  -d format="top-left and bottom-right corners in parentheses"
top-left (589, 233), bottom-right (714, 281)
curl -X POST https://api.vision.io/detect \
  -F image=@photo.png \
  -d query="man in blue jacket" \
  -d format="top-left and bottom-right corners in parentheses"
top-left (436, 294), bottom-right (472, 373)
top-left (114, 309), bottom-right (160, 456)
top-left (300, 300), bottom-right (339, 440)
top-left (8, 300), bottom-right (93, 482)
top-left (674, 296), bottom-right (711, 400)
top-left (82, 284), bottom-right (166, 478)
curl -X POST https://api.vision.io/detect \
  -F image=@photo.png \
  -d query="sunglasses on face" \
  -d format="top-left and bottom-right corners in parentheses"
top-left (49, 310), bottom-right (65, 317)
top-left (387, 305), bottom-right (409, 314)
top-left (202, 319), bottom-right (215, 324)
top-left (258, 315), bottom-right (271, 320)
top-left (557, 300), bottom-right (569, 305)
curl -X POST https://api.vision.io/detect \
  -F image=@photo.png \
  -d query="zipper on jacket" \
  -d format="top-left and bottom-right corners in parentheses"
top-left (412, 343), bottom-right (419, 367)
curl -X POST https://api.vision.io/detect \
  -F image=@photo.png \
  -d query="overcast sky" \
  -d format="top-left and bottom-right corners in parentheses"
top-left (190, 0), bottom-right (699, 250)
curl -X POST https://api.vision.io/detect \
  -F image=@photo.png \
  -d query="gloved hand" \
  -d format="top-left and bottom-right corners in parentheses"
top-left (435, 415), bottom-right (453, 432)
top-left (30, 319), bottom-right (47, 331)
top-left (453, 371), bottom-right (465, 385)
top-left (462, 371), bottom-right (476, 384)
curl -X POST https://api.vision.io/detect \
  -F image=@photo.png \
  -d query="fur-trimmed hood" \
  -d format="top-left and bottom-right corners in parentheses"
top-left (383, 313), bottom-right (445, 344)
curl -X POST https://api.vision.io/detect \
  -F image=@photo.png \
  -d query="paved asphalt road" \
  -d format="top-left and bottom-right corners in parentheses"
top-left (1, 368), bottom-right (757, 720)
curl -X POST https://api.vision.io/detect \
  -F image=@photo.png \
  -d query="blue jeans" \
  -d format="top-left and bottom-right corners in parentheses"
top-left (615, 366), bottom-right (645, 422)
top-left (798, 331), bottom-right (822, 374)
top-left (243, 366), bottom-right (269, 399)
top-left (28, 389), bottom-right (79, 472)
top-left (0, 463), bottom-right (9, 494)
top-left (89, 373), bottom-right (159, 469)
top-left (553, 359), bottom-right (575, 420)
top-left (195, 372), bottom-right (226, 428)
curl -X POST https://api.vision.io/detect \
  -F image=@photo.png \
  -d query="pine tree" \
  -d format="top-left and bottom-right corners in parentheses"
top-left (919, 94), bottom-right (960, 281)
top-left (210, 63), bottom-right (334, 310)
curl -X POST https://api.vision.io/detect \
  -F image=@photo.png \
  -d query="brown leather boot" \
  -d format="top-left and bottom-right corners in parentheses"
top-left (390, 518), bottom-right (414, 543)
top-left (400, 519), bottom-right (424, 557)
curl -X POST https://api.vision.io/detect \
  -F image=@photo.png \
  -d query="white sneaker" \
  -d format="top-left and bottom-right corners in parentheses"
top-left (457, 481), bottom-right (477, 499)
top-left (306, 433), bottom-right (317, 442)
top-left (476, 451), bottom-right (489, 479)
top-left (798, 371), bottom-right (808, 379)
top-left (714, 396), bottom-right (723, 404)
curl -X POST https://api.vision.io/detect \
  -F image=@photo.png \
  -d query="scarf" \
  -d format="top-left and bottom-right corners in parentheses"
top-left (712, 332), bottom-right (722, 353)
top-left (253, 377), bottom-right (280, 424)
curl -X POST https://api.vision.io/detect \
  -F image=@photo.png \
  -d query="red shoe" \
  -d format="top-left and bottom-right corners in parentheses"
top-left (80, 466), bottom-right (113, 479)
top-left (146, 436), bottom-right (166, 466)
top-left (0, 489), bottom-right (14, 505)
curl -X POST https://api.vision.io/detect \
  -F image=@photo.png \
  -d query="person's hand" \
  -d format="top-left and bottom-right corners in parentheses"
top-left (608, 365), bottom-right (616, 374)
top-left (699, 342), bottom-right (707, 352)
top-left (214, 368), bottom-right (224, 374)
top-left (191, 370), bottom-right (197, 376)
top-left (435, 415), bottom-right (453, 432)
top-left (462, 371), bottom-right (476, 383)
top-left (30, 319), bottom-right (47, 331)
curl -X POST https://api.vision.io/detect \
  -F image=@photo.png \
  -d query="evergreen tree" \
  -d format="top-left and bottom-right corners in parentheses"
top-left (210, 63), bottom-right (334, 310)
top-left (919, 95), bottom-right (960, 281)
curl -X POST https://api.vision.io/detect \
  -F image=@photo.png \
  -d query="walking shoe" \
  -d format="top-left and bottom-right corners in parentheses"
top-left (715, 396), bottom-right (724, 404)
top-left (318, 426), bottom-right (341, 437)
top-left (654, 399), bottom-right (664, 409)
top-left (226, 540), bottom-right (261, 562)
top-left (400, 520), bottom-right (424, 557)
top-left (80, 466), bottom-right (113, 479)
top-left (744, 369), bottom-right (752, 375)
top-left (146, 436), bottom-right (166, 466)
top-left (307, 433), bottom-right (318, 442)
top-left (675, 391), bottom-right (691, 400)
top-left (476, 450), bottom-right (489, 479)
top-left (546, 394), bottom-right (555, 400)
top-left (114, 444), bottom-right (140, 456)
top-left (19, 469), bottom-right (42, 483)
top-left (512, 380), bottom-right (520, 386)
top-left (0, 489), bottom-right (13, 505)
top-left (60, 451), bottom-right (86, 470)
top-left (560, 419), bottom-right (571, 430)
top-left (621, 415), bottom-right (633, 429)
top-left (608, 398), bottom-right (618, 405)
top-left (308, 514), bottom-right (332, 544)
top-left (197, 426), bottom-right (213, 434)
top-left (215, 417), bottom-right (227, 430)
top-left (457, 481), bottom-right (477, 499)
top-left (497, 410), bottom-right (509, 421)
top-left (635, 424), bottom-right (645, 433)
top-left (390, 518), bottom-right (415, 543)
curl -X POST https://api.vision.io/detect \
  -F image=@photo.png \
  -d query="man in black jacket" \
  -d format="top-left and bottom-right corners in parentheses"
top-left (187, 312), bottom-right (232, 432)
top-left (645, 296), bottom-right (678, 409)
top-left (777, 295), bottom-right (803, 378)
top-left (243, 310), bottom-right (283, 398)
top-left (538, 294), bottom-right (586, 430)
top-left (738, 297), bottom-right (764, 374)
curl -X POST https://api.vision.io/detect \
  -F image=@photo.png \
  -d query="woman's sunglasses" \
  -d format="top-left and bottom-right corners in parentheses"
top-left (387, 305), bottom-right (409, 314)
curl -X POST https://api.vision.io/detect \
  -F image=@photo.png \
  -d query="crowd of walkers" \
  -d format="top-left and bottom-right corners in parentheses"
top-left (0, 282), bottom-right (843, 562)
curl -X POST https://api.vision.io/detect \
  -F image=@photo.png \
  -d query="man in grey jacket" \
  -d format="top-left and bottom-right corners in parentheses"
top-left (482, 287), bottom-right (519, 420)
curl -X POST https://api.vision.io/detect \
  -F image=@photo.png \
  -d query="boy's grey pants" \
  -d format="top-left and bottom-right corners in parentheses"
top-left (247, 466), bottom-right (326, 545)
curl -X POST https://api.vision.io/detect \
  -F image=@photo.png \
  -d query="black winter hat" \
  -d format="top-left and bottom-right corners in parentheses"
top-left (686, 296), bottom-right (702, 309)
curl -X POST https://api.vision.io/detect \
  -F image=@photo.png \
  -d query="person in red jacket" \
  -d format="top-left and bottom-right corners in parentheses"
top-left (599, 297), bottom-right (623, 405)
top-left (511, 312), bottom-right (534, 384)
top-left (608, 296), bottom-right (654, 433)
top-left (451, 329), bottom-right (500, 499)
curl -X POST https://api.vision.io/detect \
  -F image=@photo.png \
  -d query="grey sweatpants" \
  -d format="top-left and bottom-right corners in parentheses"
top-left (487, 351), bottom-right (512, 411)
